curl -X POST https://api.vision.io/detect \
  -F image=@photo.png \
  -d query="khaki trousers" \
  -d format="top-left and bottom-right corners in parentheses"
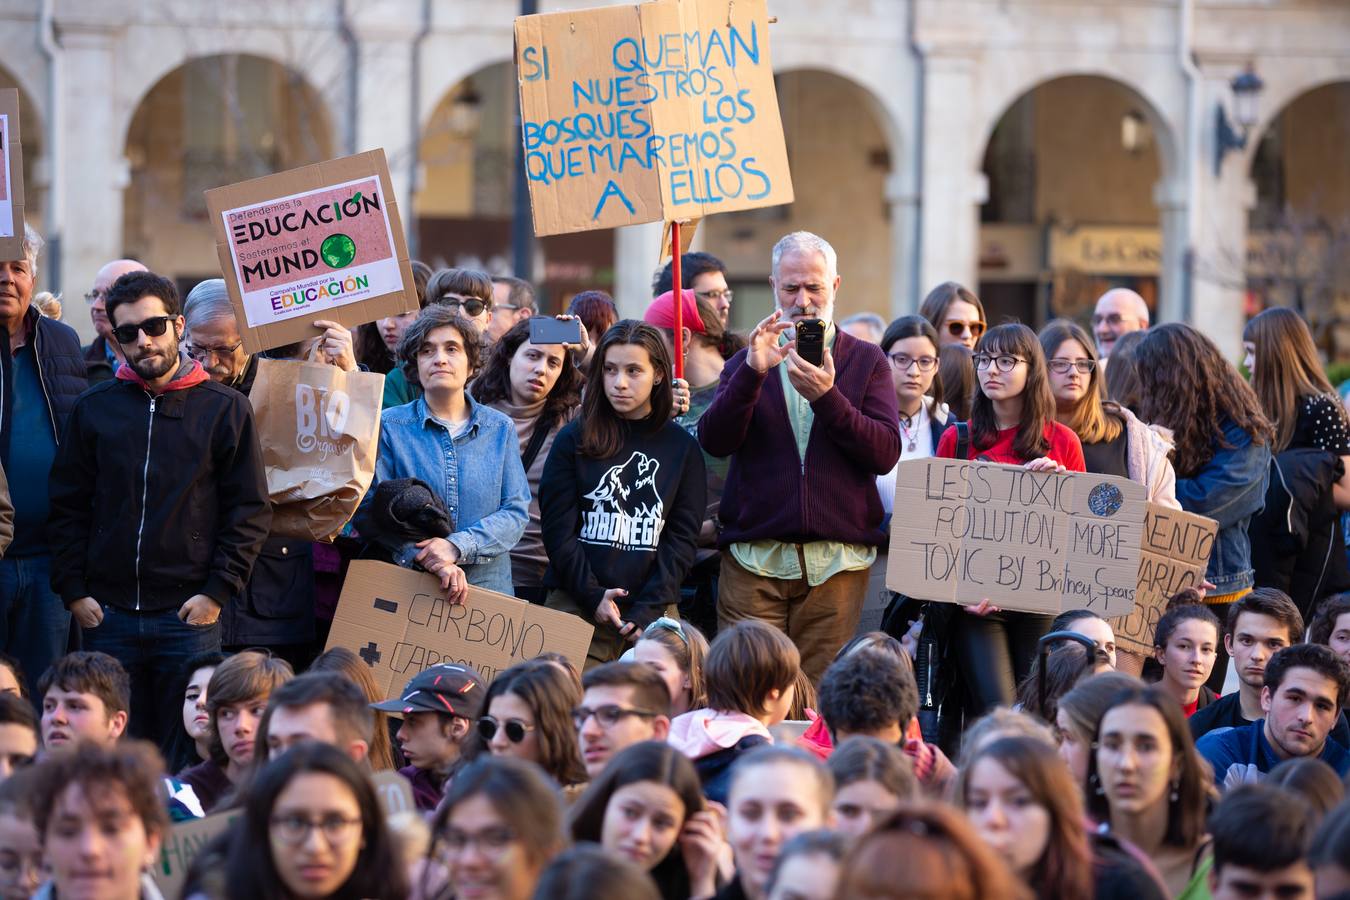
top-left (717, 552), bottom-right (869, 683)
top-left (544, 590), bottom-right (677, 673)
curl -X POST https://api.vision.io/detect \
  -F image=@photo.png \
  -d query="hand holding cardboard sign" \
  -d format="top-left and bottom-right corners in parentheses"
top-left (1023, 456), bottom-right (1068, 473)
top-left (415, 538), bottom-right (467, 604)
top-left (310, 320), bottom-right (357, 372)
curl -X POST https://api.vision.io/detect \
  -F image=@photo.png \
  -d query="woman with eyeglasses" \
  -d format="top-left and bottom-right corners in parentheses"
top-left (219, 743), bottom-right (406, 900)
top-left (876, 315), bottom-right (949, 522)
top-left (1039, 320), bottom-right (1178, 506)
top-left (382, 267), bottom-right (496, 409)
top-left (934, 323), bottom-right (1086, 714)
top-left (1133, 323), bottom-right (1273, 693)
top-left (633, 617), bottom-right (709, 716)
top-left (569, 741), bottom-right (725, 900)
top-left (1086, 684), bottom-right (1215, 898)
top-left (473, 660), bottom-right (588, 789)
top-left (920, 282), bottom-right (988, 351)
top-left (427, 756), bottom-right (565, 900)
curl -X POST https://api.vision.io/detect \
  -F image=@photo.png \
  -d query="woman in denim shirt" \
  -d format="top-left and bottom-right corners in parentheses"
top-left (1133, 324), bottom-right (1273, 691)
top-left (356, 306), bottom-right (529, 600)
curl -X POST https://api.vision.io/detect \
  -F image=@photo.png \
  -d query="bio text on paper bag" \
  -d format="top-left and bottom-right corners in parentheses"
top-left (515, 0), bottom-right (793, 235)
top-left (222, 176), bottom-right (401, 328)
top-left (886, 459), bottom-right (1146, 617)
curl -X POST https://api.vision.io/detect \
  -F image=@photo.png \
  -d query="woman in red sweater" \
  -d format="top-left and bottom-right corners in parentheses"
top-left (934, 322), bottom-right (1086, 713)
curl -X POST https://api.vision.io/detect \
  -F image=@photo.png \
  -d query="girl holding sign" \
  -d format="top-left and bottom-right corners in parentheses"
top-left (540, 321), bottom-right (706, 668)
top-left (934, 323), bottom-right (1086, 714)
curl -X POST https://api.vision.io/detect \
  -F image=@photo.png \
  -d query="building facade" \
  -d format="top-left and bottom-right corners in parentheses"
top-left (3, 0), bottom-right (1349, 356)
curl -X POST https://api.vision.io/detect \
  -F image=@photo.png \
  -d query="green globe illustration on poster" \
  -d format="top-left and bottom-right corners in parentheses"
top-left (320, 233), bottom-right (356, 269)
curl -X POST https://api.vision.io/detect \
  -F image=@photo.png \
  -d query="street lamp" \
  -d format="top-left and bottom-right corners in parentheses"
top-left (1214, 64), bottom-right (1265, 175)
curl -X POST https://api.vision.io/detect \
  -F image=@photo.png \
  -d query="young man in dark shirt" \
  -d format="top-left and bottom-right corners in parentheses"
top-left (372, 663), bottom-right (484, 811)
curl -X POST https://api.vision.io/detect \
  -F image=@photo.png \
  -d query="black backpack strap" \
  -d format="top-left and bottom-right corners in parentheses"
top-left (521, 419), bottom-right (554, 472)
top-left (955, 421), bottom-right (971, 460)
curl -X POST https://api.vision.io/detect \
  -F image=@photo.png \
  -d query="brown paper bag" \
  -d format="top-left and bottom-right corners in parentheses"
top-left (248, 359), bottom-right (384, 542)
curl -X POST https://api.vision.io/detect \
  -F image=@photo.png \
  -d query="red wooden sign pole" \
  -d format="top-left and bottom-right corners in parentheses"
top-left (671, 220), bottom-right (683, 380)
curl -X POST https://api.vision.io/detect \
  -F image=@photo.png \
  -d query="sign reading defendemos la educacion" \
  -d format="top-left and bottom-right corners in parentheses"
top-left (205, 150), bottom-right (417, 355)
top-left (887, 460), bottom-right (1146, 617)
top-left (0, 89), bottom-right (26, 261)
top-left (325, 561), bottom-right (594, 699)
top-left (514, 0), bottom-right (793, 236)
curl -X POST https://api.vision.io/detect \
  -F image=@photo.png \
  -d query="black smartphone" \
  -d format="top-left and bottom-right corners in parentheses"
top-left (529, 317), bottom-right (584, 345)
top-left (796, 318), bottom-right (825, 367)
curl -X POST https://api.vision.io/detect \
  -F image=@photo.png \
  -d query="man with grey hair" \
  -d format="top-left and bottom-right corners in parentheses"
top-left (487, 275), bottom-right (536, 344)
top-left (0, 224), bottom-right (87, 698)
top-left (83, 259), bottom-right (146, 383)
top-left (1092, 287), bottom-right (1150, 360)
top-left (181, 279), bottom-right (357, 666)
top-left (839, 312), bottom-right (886, 345)
top-left (699, 231), bottom-right (900, 681)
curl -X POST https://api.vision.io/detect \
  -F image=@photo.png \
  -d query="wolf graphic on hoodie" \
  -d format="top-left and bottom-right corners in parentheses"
top-left (580, 451), bottom-right (666, 552)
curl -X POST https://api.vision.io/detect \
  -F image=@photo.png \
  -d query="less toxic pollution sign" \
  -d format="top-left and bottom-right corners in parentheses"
top-left (206, 150), bottom-right (417, 355)
top-left (514, 0), bottom-right (793, 235)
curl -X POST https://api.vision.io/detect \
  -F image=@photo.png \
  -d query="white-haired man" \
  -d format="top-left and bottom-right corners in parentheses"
top-left (699, 231), bottom-right (900, 681)
top-left (1092, 288), bottom-right (1150, 360)
top-left (0, 225), bottom-right (88, 697)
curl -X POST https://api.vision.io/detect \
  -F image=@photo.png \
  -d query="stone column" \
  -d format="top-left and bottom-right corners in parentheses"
top-left (886, 170), bottom-right (919, 316)
top-left (611, 220), bottom-right (665, 318)
top-left (919, 53), bottom-right (986, 295)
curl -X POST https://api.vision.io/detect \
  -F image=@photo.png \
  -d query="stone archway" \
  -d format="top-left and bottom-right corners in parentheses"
top-left (121, 54), bottom-right (335, 292)
top-left (976, 75), bottom-right (1174, 328)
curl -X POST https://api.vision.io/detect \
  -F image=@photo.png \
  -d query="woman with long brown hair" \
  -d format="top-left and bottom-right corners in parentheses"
top-left (1243, 306), bottom-right (1350, 615)
top-left (1039, 319), bottom-right (1178, 505)
top-left (1133, 323), bottom-right (1272, 690)
top-left (956, 735), bottom-right (1166, 900)
top-left (935, 323), bottom-right (1086, 714)
top-left (920, 281), bottom-right (988, 351)
top-left (540, 321), bottom-right (706, 668)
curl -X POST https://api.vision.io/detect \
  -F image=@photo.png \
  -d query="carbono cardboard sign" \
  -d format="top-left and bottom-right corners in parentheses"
top-left (1110, 504), bottom-right (1217, 655)
top-left (514, 0), bottom-right (793, 236)
top-left (886, 460), bottom-right (1146, 617)
top-left (326, 560), bottom-right (594, 698)
top-left (0, 89), bottom-right (26, 261)
top-left (205, 150), bottom-right (417, 355)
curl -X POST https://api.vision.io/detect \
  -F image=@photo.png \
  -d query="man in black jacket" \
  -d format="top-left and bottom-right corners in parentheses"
top-left (0, 224), bottom-right (87, 700)
top-left (47, 271), bottom-right (271, 747)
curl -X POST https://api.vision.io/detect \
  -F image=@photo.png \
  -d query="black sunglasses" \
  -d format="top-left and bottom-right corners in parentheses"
top-left (112, 315), bottom-right (174, 346)
top-left (477, 715), bottom-right (535, 744)
top-left (441, 296), bottom-right (491, 318)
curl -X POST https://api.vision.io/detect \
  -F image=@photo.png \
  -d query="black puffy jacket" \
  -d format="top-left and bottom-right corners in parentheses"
top-left (47, 358), bottom-right (271, 613)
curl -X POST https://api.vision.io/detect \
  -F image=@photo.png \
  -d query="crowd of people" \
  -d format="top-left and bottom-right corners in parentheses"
top-left (0, 219), bottom-right (1349, 900)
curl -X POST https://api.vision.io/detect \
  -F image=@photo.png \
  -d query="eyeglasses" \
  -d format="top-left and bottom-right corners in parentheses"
top-left (478, 716), bottom-right (535, 743)
top-left (440, 294), bottom-right (491, 318)
top-left (184, 340), bottom-right (243, 362)
top-left (84, 288), bottom-right (107, 305)
top-left (1092, 312), bottom-right (1131, 327)
top-left (644, 616), bottom-right (689, 646)
top-left (1047, 358), bottom-right (1096, 375)
top-left (973, 354), bottom-right (1025, 373)
top-left (696, 289), bottom-right (734, 303)
top-left (888, 353), bottom-right (938, 373)
top-left (111, 316), bottom-right (175, 345)
top-left (436, 826), bottom-right (517, 859)
top-left (269, 813), bottom-right (363, 846)
top-left (946, 320), bottom-right (985, 339)
top-left (572, 704), bottom-right (659, 730)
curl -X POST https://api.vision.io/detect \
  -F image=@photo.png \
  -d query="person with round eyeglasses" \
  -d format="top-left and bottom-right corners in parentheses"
top-left (934, 323), bottom-right (1086, 715)
top-left (473, 661), bottom-right (587, 790)
top-left (919, 281), bottom-right (987, 351)
top-left (876, 315), bottom-right (950, 525)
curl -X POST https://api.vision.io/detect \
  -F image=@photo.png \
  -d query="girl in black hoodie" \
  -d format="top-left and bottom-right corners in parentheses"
top-left (541, 320), bottom-right (706, 668)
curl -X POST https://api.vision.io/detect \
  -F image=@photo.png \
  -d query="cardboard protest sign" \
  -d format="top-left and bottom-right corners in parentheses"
top-left (887, 460), bottom-right (1146, 616)
top-left (153, 810), bottom-right (238, 898)
top-left (0, 89), bottom-right (25, 261)
top-left (205, 149), bottom-right (417, 355)
top-left (514, 0), bottom-right (792, 236)
top-left (326, 561), bottom-right (594, 698)
top-left (372, 769), bottom-right (415, 817)
top-left (1110, 504), bottom-right (1218, 655)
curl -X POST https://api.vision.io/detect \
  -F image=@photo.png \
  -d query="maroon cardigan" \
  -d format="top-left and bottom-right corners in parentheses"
top-left (698, 328), bottom-right (900, 549)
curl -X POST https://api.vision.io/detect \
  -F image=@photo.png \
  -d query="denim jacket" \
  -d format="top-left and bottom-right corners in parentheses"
top-left (357, 396), bottom-right (530, 594)
top-left (1174, 418), bottom-right (1271, 595)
